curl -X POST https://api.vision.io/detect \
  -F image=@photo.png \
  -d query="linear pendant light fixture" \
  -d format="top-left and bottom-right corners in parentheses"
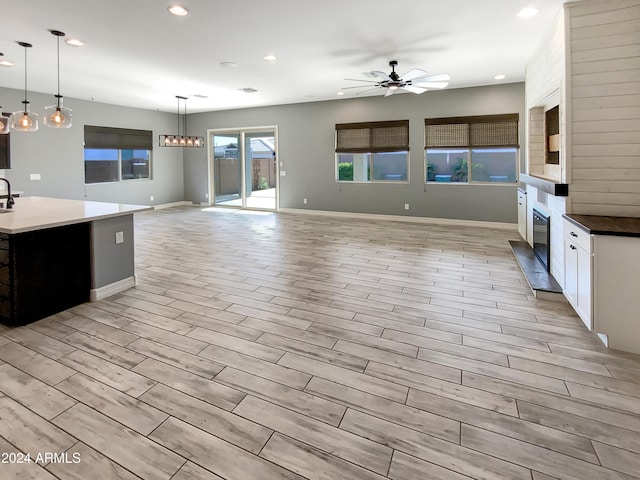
top-left (44, 30), bottom-right (72, 128)
top-left (159, 96), bottom-right (204, 147)
top-left (10, 42), bottom-right (39, 132)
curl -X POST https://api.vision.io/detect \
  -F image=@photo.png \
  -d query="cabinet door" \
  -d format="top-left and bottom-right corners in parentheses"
top-left (564, 238), bottom-right (578, 309)
top-left (576, 246), bottom-right (592, 329)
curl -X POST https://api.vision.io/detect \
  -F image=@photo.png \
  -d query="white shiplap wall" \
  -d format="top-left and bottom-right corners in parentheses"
top-left (525, 8), bottom-right (567, 183)
top-left (568, 0), bottom-right (640, 216)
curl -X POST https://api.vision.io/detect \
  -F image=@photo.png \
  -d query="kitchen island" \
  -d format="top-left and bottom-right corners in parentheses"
top-left (0, 196), bottom-right (151, 326)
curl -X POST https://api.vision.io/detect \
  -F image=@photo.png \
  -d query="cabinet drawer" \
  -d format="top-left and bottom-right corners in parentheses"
top-left (563, 219), bottom-right (592, 252)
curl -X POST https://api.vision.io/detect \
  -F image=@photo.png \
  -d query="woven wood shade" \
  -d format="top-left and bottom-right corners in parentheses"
top-left (336, 120), bottom-right (409, 153)
top-left (425, 114), bottom-right (519, 149)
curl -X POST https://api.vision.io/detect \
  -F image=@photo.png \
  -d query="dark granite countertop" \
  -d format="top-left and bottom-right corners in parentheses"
top-left (564, 214), bottom-right (640, 237)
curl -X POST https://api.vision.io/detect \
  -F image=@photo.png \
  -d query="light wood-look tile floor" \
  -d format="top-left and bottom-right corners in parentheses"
top-left (2, 206), bottom-right (640, 480)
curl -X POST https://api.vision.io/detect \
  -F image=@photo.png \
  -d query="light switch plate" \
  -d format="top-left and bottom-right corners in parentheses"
top-left (115, 231), bottom-right (124, 244)
top-left (30, 173), bottom-right (41, 181)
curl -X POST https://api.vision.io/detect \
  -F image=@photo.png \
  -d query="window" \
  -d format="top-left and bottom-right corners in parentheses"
top-left (425, 114), bottom-right (519, 184)
top-left (336, 120), bottom-right (409, 182)
top-left (84, 125), bottom-right (152, 184)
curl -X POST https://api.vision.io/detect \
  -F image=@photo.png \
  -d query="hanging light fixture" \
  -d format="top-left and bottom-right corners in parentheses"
top-left (159, 96), bottom-right (204, 148)
top-left (44, 30), bottom-right (72, 128)
top-left (10, 42), bottom-right (39, 132)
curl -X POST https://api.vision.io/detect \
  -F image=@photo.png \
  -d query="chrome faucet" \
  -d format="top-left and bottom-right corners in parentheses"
top-left (0, 178), bottom-right (14, 209)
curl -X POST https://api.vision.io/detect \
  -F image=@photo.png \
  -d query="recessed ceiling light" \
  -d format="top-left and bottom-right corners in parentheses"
top-left (168, 5), bottom-right (189, 16)
top-left (517, 6), bottom-right (539, 18)
top-left (65, 38), bottom-right (84, 47)
top-left (220, 61), bottom-right (237, 68)
top-left (494, 74), bottom-right (506, 80)
top-left (238, 87), bottom-right (258, 93)
top-left (263, 54), bottom-right (277, 62)
top-left (337, 91), bottom-right (345, 96)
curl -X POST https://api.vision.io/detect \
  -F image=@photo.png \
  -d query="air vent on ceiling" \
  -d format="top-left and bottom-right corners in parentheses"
top-left (238, 87), bottom-right (258, 93)
top-left (192, 94), bottom-right (208, 99)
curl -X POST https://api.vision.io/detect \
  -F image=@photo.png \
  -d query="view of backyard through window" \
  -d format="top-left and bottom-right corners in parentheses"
top-left (426, 147), bottom-right (517, 183)
top-left (337, 152), bottom-right (409, 182)
top-left (84, 148), bottom-right (151, 184)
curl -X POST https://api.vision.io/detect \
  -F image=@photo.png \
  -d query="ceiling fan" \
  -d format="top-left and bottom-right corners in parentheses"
top-left (343, 60), bottom-right (450, 97)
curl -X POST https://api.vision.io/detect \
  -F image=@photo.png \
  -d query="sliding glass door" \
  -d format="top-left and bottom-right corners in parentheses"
top-left (211, 128), bottom-right (277, 210)
top-left (212, 133), bottom-right (242, 206)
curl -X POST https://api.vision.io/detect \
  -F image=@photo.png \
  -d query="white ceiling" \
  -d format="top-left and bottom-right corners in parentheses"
top-left (1, 0), bottom-right (568, 113)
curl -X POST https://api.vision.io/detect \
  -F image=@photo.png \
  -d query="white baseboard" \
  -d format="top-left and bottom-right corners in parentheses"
top-left (153, 201), bottom-right (194, 210)
top-left (279, 208), bottom-right (517, 231)
top-left (90, 276), bottom-right (136, 302)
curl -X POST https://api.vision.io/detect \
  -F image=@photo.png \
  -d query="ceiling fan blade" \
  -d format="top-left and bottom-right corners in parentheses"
top-left (344, 78), bottom-right (379, 83)
top-left (410, 81), bottom-right (449, 89)
top-left (341, 85), bottom-right (377, 90)
top-left (356, 87), bottom-right (381, 96)
top-left (401, 85), bottom-right (427, 94)
top-left (371, 70), bottom-right (392, 81)
top-left (412, 73), bottom-right (451, 83)
top-left (384, 88), bottom-right (397, 97)
top-left (401, 68), bottom-right (428, 81)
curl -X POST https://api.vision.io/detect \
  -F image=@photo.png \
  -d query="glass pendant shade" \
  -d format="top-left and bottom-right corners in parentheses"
top-left (44, 100), bottom-right (72, 128)
top-left (10, 109), bottom-right (39, 132)
top-left (45, 30), bottom-right (72, 129)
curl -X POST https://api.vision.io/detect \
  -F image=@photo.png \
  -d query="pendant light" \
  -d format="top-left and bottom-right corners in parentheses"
top-left (159, 96), bottom-right (204, 148)
top-left (10, 42), bottom-right (39, 132)
top-left (44, 30), bottom-right (72, 128)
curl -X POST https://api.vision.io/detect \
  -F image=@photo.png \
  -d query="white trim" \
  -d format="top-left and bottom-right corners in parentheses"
top-left (153, 201), bottom-right (192, 210)
top-left (90, 276), bottom-right (136, 302)
top-left (279, 208), bottom-right (517, 231)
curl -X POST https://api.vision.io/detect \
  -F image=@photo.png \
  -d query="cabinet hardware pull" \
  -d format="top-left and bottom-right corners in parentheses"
top-left (570, 232), bottom-right (578, 237)
top-left (570, 244), bottom-right (577, 250)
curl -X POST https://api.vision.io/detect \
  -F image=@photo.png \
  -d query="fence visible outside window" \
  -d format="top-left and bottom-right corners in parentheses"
top-left (84, 125), bottom-right (152, 184)
top-left (336, 120), bottom-right (409, 182)
top-left (425, 114), bottom-right (519, 184)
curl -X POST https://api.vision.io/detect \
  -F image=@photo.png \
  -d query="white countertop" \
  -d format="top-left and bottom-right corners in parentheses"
top-left (0, 196), bottom-right (153, 234)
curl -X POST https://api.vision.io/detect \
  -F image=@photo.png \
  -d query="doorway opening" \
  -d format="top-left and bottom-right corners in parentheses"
top-left (209, 127), bottom-right (277, 210)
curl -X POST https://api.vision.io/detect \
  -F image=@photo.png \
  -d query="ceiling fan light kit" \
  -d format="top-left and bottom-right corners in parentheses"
top-left (343, 60), bottom-right (449, 97)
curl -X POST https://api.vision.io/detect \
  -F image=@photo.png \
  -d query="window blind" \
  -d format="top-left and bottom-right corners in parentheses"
top-left (84, 125), bottom-right (153, 150)
top-left (336, 120), bottom-right (409, 153)
top-left (425, 114), bottom-right (519, 149)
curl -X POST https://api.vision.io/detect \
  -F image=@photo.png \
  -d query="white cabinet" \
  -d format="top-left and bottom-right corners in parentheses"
top-left (517, 189), bottom-right (527, 240)
top-left (563, 219), bottom-right (592, 330)
top-left (563, 216), bottom-right (640, 354)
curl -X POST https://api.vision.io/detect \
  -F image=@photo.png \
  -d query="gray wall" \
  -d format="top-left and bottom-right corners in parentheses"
top-left (91, 215), bottom-right (134, 288)
top-left (184, 83), bottom-right (525, 223)
top-left (1, 87), bottom-right (184, 206)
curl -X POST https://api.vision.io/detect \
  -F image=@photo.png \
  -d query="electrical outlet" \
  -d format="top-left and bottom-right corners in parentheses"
top-left (150, 195), bottom-right (154, 201)
top-left (30, 173), bottom-right (41, 181)
top-left (280, 170), bottom-right (286, 176)
top-left (205, 193), bottom-right (209, 199)
top-left (404, 203), bottom-right (409, 210)
top-left (303, 198), bottom-right (308, 204)
top-left (115, 231), bottom-right (124, 244)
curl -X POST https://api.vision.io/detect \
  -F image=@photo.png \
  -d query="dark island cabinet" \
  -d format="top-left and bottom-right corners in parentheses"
top-left (0, 223), bottom-right (91, 326)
